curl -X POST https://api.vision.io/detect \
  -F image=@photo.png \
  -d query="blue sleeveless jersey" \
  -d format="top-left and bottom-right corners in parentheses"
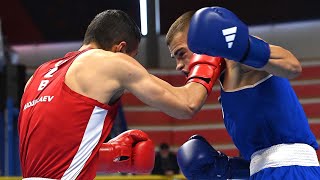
top-left (220, 75), bottom-right (318, 161)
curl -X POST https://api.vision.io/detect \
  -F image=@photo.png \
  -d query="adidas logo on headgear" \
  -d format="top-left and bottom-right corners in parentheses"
top-left (222, 27), bottom-right (237, 48)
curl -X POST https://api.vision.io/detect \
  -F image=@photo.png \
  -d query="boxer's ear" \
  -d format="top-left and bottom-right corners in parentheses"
top-left (112, 41), bottom-right (127, 54)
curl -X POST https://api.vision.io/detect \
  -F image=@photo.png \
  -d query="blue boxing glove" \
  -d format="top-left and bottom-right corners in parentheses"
top-left (177, 135), bottom-right (250, 179)
top-left (188, 7), bottom-right (270, 68)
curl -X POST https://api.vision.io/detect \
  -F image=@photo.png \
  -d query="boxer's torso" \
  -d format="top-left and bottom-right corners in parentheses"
top-left (18, 49), bottom-right (119, 179)
top-left (219, 62), bottom-right (318, 160)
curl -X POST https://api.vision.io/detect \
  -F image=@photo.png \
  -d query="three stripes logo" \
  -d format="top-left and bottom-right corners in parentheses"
top-left (222, 26), bottom-right (237, 48)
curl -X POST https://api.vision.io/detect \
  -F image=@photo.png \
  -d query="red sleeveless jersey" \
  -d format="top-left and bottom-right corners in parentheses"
top-left (18, 49), bottom-right (119, 179)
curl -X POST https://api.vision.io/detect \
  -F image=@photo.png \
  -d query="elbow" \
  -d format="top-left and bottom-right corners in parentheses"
top-left (185, 109), bottom-right (198, 119)
top-left (285, 51), bottom-right (302, 79)
top-left (176, 111), bottom-right (197, 120)
top-left (287, 62), bottom-right (302, 79)
top-left (182, 103), bottom-right (201, 119)
top-left (175, 105), bottom-right (200, 120)
top-left (179, 95), bottom-right (206, 119)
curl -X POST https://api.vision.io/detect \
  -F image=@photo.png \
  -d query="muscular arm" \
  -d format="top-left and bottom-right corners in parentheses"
top-left (150, 74), bottom-right (207, 114)
top-left (115, 54), bottom-right (207, 119)
top-left (261, 44), bottom-right (302, 79)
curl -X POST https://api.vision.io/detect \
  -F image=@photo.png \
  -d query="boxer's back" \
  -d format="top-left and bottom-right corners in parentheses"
top-left (18, 49), bottom-right (119, 179)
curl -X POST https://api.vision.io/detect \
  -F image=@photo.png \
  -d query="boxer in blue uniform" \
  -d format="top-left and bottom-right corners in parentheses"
top-left (166, 7), bottom-right (320, 179)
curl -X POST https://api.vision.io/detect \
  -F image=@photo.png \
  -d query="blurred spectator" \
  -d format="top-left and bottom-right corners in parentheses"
top-left (152, 142), bottom-right (180, 175)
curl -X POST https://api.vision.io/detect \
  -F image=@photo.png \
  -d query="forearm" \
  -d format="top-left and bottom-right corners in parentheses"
top-left (261, 45), bottom-right (302, 79)
top-left (148, 55), bottom-right (225, 118)
top-left (150, 74), bottom-right (207, 117)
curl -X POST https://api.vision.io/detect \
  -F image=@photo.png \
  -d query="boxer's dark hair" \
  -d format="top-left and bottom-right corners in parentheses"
top-left (166, 10), bottom-right (196, 46)
top-left (83, 10), bottom-right (141, 53)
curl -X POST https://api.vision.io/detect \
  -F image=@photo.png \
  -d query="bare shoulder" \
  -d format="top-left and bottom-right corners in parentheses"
top-left (65, 49), bottom-right (147, 103)
top-left (223, 61), bottom-right (270, 90)
top-left (71, 49), bottom-right (149, 87)
top-left (77, 49), bottom-right (143, 71)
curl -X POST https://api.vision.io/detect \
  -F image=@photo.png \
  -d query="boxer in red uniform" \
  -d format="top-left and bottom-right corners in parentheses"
top-left (18, 10), bottom-right (224, 179)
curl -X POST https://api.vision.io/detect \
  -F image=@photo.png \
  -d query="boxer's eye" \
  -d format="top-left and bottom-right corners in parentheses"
top-left (172, 48), bottom-right (186, 60)
top-left (177, 51), bottom-right (186, 59)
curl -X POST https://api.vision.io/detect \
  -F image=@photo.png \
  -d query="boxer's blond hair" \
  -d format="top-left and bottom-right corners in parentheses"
top-left (166, 11), bottom-right (195, 46)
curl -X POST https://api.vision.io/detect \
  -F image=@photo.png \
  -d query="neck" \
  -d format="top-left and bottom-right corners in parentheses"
top-left (79, 43), bottom-right (99, 51)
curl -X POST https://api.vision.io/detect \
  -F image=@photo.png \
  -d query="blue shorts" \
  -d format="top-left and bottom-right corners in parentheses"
top-left (250, 165), bottom-right (320, 180)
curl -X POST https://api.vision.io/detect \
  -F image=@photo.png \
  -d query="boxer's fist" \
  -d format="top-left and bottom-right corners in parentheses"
top-left (186, 54), bottom-right (225, 95)
top-left (97, 129), bottom-right (155, 174)
top-left (188, 7), bottom-right (270, 68)
top-left (177, 135), bottom-right (250, 179)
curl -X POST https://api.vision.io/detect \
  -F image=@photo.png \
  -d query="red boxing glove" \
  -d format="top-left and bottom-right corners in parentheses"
top-left (187, 54), bottom-right (225, 95)
top-left (97, 129), bottom-right (155, 174)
